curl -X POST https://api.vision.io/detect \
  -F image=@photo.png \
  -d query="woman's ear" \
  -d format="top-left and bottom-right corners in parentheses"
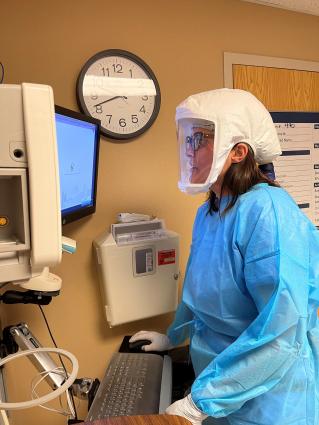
top-left (230, 143), bottom-right (249, 163)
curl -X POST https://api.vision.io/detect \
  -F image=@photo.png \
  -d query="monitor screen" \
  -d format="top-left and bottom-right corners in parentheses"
top-left (55, 105), bottom-right (100, 225)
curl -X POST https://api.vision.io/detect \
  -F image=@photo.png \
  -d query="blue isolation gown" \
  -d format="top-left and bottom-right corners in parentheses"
top-left (167, 183), bottom-right (319, 425)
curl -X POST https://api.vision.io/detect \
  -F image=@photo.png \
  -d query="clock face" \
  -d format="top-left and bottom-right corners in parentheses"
top-left (76, 50), bottom-right (161, 140)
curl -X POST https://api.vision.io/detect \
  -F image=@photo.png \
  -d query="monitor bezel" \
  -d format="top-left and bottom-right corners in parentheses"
top-left (55, 105), bottom-right (101, 225)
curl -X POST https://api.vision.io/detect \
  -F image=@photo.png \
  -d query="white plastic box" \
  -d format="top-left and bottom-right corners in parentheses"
top-left (93, 220), bottom-right (179, 327)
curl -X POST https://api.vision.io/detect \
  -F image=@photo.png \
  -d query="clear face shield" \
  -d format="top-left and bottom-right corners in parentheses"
top-left (177, 118), bottom-right (215, 193)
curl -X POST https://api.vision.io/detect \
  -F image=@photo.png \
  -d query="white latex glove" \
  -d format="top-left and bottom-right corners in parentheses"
top-left (129, 330), bottom-right (173, 352)
top-left (165, 394), bottom-right (208, 425)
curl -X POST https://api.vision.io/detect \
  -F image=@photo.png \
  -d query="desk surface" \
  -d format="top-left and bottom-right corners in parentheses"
top-left (83, 414), bottom-right (191, 425)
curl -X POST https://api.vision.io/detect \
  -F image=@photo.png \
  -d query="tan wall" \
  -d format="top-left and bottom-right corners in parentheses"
top-left (1, 1), bottom-right (319, 424)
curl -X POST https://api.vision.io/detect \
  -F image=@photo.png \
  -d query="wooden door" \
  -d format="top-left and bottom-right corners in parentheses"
top-left (232, 64), bottom-right (319, 111)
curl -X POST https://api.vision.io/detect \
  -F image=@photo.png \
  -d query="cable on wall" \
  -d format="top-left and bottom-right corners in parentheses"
top-left (38, 305), bottom-right (78, 419)
top-left (0, 347), bottom-right (79, 410)
top-left (0, 63), bottom-right (4, 83)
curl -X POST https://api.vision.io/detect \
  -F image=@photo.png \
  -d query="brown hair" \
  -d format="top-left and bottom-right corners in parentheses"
top-left (207, 145), bottom-right (280, 215)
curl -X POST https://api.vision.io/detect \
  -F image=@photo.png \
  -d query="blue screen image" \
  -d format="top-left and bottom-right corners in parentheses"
top-left (55, 113), bottom-right (97, 215)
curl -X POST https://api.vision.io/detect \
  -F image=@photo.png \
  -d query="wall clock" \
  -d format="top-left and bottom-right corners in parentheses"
top-left (76, 49), bottom-right (161, 140)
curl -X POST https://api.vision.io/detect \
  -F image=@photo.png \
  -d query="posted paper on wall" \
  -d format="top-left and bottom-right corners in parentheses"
top-left (271, 112), bottom-right (319, 228)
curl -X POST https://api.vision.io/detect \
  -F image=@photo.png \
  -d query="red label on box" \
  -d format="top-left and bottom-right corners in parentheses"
top-left (158, 250), bottom-right (176, 265)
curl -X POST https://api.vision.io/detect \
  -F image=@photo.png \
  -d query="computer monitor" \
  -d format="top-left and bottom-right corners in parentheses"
top-left (55, 105), bottom-right (100, 225)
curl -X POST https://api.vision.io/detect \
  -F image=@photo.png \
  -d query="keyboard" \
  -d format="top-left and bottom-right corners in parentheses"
top-left (85, 352), bottom-right (172, 421)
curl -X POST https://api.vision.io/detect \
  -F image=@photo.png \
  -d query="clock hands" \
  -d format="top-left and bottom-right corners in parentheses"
top-left (93, 96), bottom-right (128, 107)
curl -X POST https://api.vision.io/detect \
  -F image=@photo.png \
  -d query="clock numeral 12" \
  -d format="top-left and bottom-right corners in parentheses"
top-left (102, 64), bottom-right (123, 76)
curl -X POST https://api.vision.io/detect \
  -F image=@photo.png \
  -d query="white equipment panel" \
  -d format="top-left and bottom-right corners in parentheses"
top-left (0, 83), bottom-right (61, 284)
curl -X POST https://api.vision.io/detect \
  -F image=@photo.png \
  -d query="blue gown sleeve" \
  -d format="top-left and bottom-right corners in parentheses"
top-left (166, 205), bottom-right (208, 345)
top-left (191, 189), bottom-right (311, 417)
top-left (166, 297), bottom-right (194, 346)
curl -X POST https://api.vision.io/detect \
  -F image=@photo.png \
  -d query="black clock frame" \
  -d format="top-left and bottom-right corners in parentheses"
top-left (76, 49), bottom-right (161, 141)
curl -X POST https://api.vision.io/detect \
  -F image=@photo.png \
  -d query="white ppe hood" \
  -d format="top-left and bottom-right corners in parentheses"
top-left (176, 88), bottom-right (282, 194)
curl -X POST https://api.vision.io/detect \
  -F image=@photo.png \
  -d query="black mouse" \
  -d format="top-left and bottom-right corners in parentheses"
top-left (129, 339), bottom-right (152, 352)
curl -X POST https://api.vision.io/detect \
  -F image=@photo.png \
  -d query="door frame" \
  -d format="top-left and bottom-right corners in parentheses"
top-left (223, 52), bottom-right (319, 88)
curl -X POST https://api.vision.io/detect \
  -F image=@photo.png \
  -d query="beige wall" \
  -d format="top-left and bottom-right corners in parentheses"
top-left (1, 0), bottom-right (319, 424)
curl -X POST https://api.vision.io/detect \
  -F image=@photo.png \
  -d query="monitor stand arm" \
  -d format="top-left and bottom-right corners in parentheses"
top-left (0, 290), bottom-right (56, 305)
top-left (1, 323), bottom-right (98, 402)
